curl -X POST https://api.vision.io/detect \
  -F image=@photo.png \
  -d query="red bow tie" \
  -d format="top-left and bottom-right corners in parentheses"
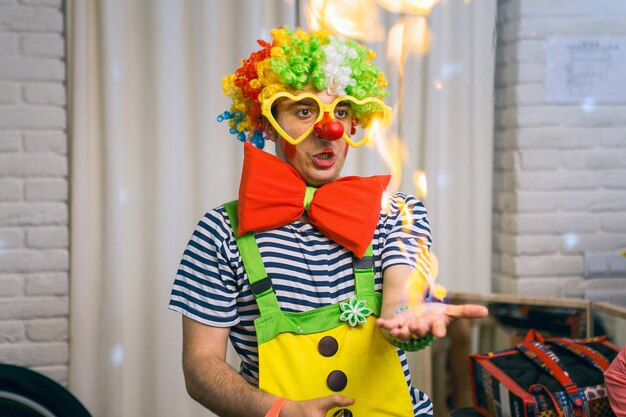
top-left (237, 143), bottom-right (390, 258)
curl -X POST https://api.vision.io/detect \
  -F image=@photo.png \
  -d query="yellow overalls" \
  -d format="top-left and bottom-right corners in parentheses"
top-left (225, 201), bottom-right (415, 417)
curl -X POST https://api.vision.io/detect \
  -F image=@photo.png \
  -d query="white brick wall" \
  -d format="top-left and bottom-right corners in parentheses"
top-left (0, 0), bottom-right (68, 385)
top-left (493, 0), bottom-right (626, 297)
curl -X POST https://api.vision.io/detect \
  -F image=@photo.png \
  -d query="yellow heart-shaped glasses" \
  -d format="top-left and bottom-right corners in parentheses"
top-left (261, 92), bottom-right (392, 148)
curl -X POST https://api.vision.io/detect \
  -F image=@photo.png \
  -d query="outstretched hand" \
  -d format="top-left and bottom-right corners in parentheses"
top-left (280, 394), bottom-right (354, 417)
top-left (376, 303), bottom-right (488, 340)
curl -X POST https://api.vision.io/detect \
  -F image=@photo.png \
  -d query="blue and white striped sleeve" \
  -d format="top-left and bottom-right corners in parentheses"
top-left (380, 193), bottom-right (432, 272)
top-left (169, 208), bottom-right (241, 327)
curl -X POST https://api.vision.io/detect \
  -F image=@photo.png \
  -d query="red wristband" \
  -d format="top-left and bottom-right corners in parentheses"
top-left (265, 397), bottom-right (288, 417)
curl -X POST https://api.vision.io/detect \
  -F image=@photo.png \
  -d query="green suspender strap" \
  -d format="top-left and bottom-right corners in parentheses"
top-left (223, 200), bottom-right (381, 344)
top-left (224, 200), bottom-right (281, 317)
top-left (353, 245), bottom-right (377, 302)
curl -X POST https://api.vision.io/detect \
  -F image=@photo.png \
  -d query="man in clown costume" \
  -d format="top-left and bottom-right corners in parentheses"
top-left (169, 27), bottom-right (488, 417)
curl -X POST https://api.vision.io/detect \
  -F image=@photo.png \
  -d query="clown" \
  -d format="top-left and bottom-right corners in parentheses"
top-left (170, 27), bottom-right (487, 417)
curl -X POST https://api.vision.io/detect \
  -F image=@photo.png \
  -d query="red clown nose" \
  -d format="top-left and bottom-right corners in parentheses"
top-left (313, 113), bottom-right (344, 141)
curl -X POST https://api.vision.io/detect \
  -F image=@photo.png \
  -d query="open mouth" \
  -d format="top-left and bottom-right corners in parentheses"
top-left (312, 149), bottom-right (336, 167)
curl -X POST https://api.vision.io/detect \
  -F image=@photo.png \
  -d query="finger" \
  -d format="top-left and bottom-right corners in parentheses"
top-left (408, 319), bottom-right (432, 338)
top-left (376, 317), bottom-right (398, 330)
top-left (376, 318), bottom-right (396, 331)
top-left (376, 315), bottom-right (408, 330)
top-left (390, 325), bottom-right (412, 341)
top-left (445, 304), bottom-right (488, 319)
top-left (319, 394), bottom-right (355, 410)
top-left (431, 316), bottom-right (448, 338)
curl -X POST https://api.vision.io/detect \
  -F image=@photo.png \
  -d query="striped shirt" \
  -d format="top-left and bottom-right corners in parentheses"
top-left (169, 192), bottom-right (433, 416)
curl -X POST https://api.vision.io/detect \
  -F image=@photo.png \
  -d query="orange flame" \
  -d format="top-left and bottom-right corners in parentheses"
top-left (413, 170), bottom-right (427, 200)
top-left (378, 136), bottom-right (406, 192)
top-left (305, 0), bottom-right (445, 316)
top-left (306, 0), bottom-right (437, 46)
top-left (375, 0), bottom-right (440, 14)
top-left (388, 16), bottom-right (431, 71)
top-left (404, 249), bottom-right (447, 315)
top-left (306, 0), bottom-right (385, 41)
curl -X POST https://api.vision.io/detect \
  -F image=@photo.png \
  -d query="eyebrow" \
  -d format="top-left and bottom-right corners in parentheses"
top-left (292, 98), bottom-right (317, 107)
top-left (277, 98), bottom-right (317, 112)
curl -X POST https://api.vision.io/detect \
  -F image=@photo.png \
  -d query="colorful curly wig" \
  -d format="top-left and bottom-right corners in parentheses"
top-left (218, 26), bottom-right (389, 148)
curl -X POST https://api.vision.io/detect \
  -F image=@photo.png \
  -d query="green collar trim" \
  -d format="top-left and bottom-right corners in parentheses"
top-left (303, 186), bottom-right (317, 212)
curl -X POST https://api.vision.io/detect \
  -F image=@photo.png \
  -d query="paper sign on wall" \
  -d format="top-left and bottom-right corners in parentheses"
top-left (545, 37), bottom-right (626, 103)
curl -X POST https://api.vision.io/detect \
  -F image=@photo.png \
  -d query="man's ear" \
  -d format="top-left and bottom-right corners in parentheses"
top-left (261, 117), bottom-right (277, 143)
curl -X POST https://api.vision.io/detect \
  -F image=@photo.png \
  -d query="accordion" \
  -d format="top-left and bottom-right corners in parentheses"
top-left (470, 329), bottom-right (619, 417)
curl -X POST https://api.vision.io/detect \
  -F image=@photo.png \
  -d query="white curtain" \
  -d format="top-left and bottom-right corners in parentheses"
top-left (422, 0), bottom-right (496, 295)
top-left (69, 1), bottom-right (296, 416)
top-left (68, 1), bottom-right (495, 416)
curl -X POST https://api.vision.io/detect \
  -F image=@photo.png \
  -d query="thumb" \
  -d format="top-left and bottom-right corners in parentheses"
top-left (318, 394), bottom-right (355, 411)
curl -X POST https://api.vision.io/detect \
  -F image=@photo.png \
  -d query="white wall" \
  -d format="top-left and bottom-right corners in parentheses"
top-left (0, 0), bottom-right (68, 384)
top-left (493, 0), bottom-right (626, 297)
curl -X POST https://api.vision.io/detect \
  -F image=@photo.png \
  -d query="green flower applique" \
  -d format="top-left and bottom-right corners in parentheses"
top-left (339, 296), bottom-right (372, 327)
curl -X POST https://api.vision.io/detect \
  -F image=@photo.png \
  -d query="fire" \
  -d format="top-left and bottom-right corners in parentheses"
top-left (404, 249), bottom-right (447, 315)
top-left (367, 117), bottom-right (383, 140)
top-left (387, 16), bottom-right (431, 73)
top-left (375, 0), bottom-right (440, 14)
top-left (413, 170), bottom-right (427, 200)
top-left (306, 0), bottom-right (384, 41)
top-left (399, 200), bottom-right (414, 233)
top-left (371, 120), bottom-right (406, 193)
top-left (306, 0), bottom-right (438, 48)
top-left (306, 0), bottom-right (447, 317)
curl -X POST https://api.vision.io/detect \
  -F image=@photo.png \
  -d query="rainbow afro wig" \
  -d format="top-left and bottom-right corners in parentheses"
top-left (218, 26), bottom-right (389, 149)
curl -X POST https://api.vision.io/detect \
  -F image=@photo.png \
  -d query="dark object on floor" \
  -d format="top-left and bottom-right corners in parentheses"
top-left (0, 364), bottom-right (92, 417)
